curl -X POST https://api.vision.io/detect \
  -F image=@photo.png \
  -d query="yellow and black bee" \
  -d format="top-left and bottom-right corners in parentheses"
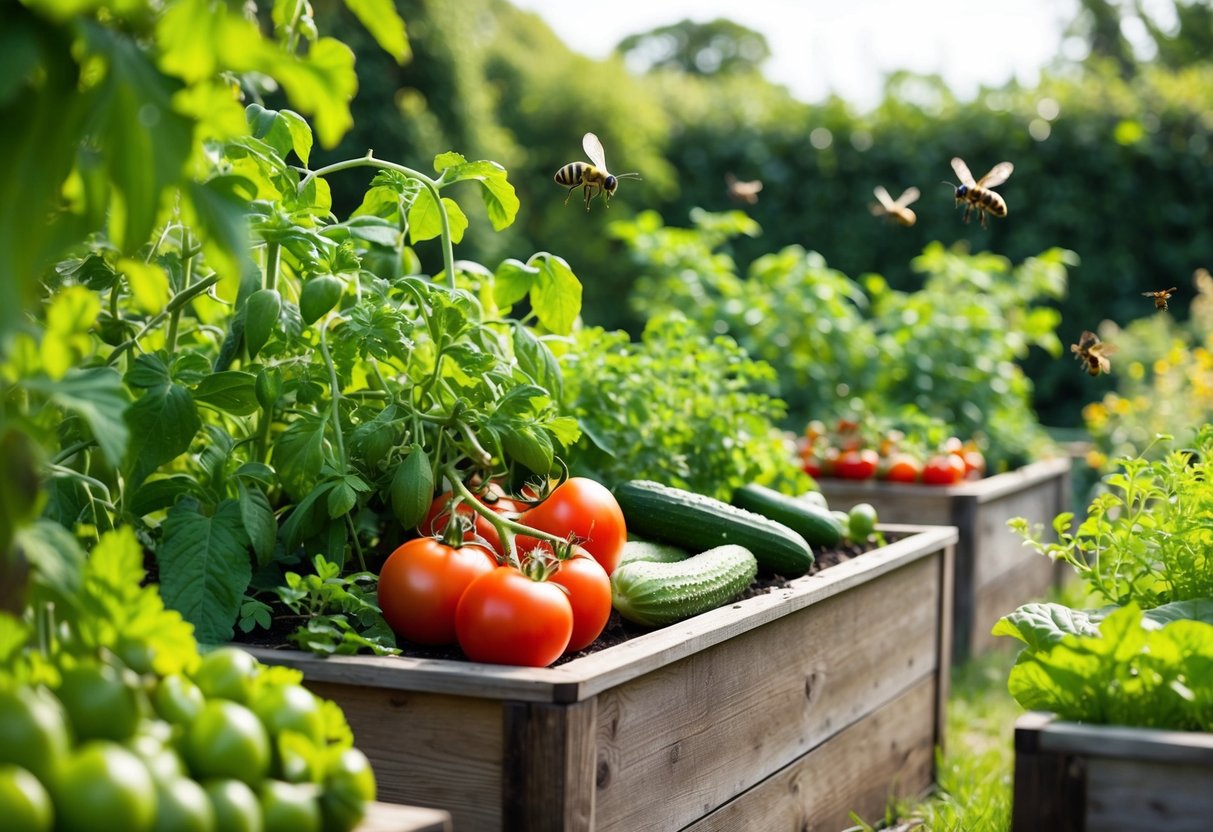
top-left (1071, 330), bottom-right (1115, 376)
top-left (870, 185), bottom-right (920, 227)
top-left (950, 157), bottom-right (1013, 227)
top-left (1142, 287), bottom-right (1178, 311)
top-left (725, 172), bottom-right (763, 205)
top-left (553, 133), bottom-right (640, 211)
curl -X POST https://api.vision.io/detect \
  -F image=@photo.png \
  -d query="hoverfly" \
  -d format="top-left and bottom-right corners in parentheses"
top-left (553, 132), bottom-right (641, 211)
top-left (950, 157), bottom-right (1013, 227)
top-left (1142, 287), bottom-right (1178, 311)
top-left (725, 172), bottom-right (763, 205)
top-left (870, 185), bottom-right (920, 227)
top-left (1071, 330), bottom-right (1116, 376)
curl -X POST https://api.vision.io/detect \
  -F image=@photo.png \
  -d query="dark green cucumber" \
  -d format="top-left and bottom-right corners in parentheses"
top-left (619, 540), bottom-right (690, 567)
top-left (613, 480), bottom-right (815, 577)
top-left (730, 483), bottom-right (845, 548)
top-left (611, 544), bottom-right (758, 626)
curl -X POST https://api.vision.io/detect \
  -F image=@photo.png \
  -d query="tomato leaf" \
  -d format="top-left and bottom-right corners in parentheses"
top-left (158, 500), bottom-right (252, 645)
top-left (238, 481), bottom-right (278, 569)
top-left (529, 253), bottom-right (582, 335)
top-left (341, 0), bottom-right (410, 63)
top-left (192, 371), bottom-right (260, 416)
top-left (512, 324), bottom-right (564, 403)
top-left (124, 356), bottom-right (202, 491)
top-left (436, 159), bottom-right (518, 231)
top-left (22, 368), bottom-right (130, 467)
top-left (390, 445), bottom-right (433, 530)
top-left (272, 412), bottom-right (330, 501)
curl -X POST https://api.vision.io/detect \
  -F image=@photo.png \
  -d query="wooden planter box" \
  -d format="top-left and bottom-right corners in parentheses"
top-left (818, 456), bottom-right (1070, 663)
top-left (360, 801), bottom-right (451, 832)
top-left (250, 525), bottom-right (956, 832)
top-left (1012, 712), bottom-right (1213, 831)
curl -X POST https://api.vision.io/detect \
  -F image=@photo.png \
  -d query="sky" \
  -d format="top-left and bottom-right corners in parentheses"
top-left (509, 0), bottom-right (1083, 110)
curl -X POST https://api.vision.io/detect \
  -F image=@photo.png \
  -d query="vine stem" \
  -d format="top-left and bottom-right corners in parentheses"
top-left (165, 229), bottom-right (195, 353)
top-left (443, 465), bottom-right (568, 567)
top-left (317, 319), bottom-right (347, 462)
top-left (106, 273), bottom-right (222, 366)
top-left (298, 151), bottom-right (456, 289)
top-left (264, 241), bottom-right (281, 293)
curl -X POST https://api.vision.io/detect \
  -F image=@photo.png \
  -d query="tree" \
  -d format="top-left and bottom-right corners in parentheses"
top-left (615, 18), bottom-right (770, 76)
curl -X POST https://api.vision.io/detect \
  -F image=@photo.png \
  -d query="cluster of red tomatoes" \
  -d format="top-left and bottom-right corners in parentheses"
top-left (796, 419), bottom-right (986, 486)
top-left (376, 477), bottom-right (626, 668)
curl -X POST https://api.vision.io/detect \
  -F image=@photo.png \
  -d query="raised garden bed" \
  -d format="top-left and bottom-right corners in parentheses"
top-left (818, 456), bottom-right (1070, 662)
top-left (248, 524), bottom-right (957, 832)
top-left (1012, 711), bottom-right (1213, 832)
top-left (360, 801), bottom-right (452, 832)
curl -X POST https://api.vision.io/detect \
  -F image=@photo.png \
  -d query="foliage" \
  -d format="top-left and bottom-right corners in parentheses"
top-left (562, 313), bottom-right (810, 501)
top-left (616, 210), bottom-right (1066, 470)
top-left (615, 18), bottom-right (771, 76)
top-left (1010, 430), bottom-right (1213, 608)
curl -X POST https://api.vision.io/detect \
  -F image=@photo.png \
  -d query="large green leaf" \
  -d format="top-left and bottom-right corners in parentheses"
top-left (991, 602), bottom-right (1100, 653)
top-left (271, 412), bottom-right (330, 501)
top-left (238, 481), bottom-right (277, 568)
top-left (342, 0), bottom-right (410, 63)
top-left (16, 521), bottom-right (85, 609)
top-left (531, 253), bottom-right (582, 335)
top-left (23, 368), bottom-right (130, 466)
top-left (407, 191), bottom-right (467, 245)
top-left (157, 500), bottom-right (252, 644)
top-left (437, 158), bottom-right (519, 231)
top-left (124, 356), bottom-right (202, 490)
top-left (192, 371), bottom-right (260, 416)
top-left (263, 37), bottom-right (357, 150)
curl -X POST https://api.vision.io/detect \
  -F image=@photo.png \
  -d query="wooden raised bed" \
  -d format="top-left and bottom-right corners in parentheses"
top-left (1012, 712), bottom-right (1213, 831)
top-left (818, 456), bottom-right (1070, 662)
top-left (250, 524), bottom-right (957, 832)
top-left (359, 801), bottom-right (451, 832)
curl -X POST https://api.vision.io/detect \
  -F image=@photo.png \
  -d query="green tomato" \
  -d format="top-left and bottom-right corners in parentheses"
top-left (0, 764), bottom-right (53, 832)
top-left (56, 662), bottom-right (145, 743)
top-left (193, 647), bottom-right (259, 704)
top-left (261, 780), bottom-right (321, 832)
top-left (251, 684), bottom-right (324, 744)
top-left (847, 502), bottom-right (879, 541)
top-left (152, 777), bottom-right (216, 832)
top-left (184, 700), bottom-right (270, 784)
top-left (320, 748), bottom-right (376, 832)
top-left (203, 778), bottom-right (264, 832)
top-left (126, 729), bottom-right (186, 786)
top-left (155, 674), bottom-right (205, 725)
top-left (53, 741), bottom-right (156, 832)
top-left (0, 686), bottom-right (71, 785)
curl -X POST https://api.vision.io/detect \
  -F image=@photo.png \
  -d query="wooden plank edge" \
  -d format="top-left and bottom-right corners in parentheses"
top-left (819, 456), bottom-right (1070, 502)
top-left (1037, 719), bottom-right (1213, 765)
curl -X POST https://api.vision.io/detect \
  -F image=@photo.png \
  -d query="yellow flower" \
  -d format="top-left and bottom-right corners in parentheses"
top-left (1128, 361), bottom-right (1145, 381)
top-left (1085, 449), bottom-right (1107, 470)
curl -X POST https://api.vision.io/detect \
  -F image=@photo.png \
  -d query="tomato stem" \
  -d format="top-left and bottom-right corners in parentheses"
top-left (443, 466), bottom-right (568, 567)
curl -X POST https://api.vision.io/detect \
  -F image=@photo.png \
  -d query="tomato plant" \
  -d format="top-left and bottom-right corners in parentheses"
top-left (882, 453), bottom-right (922, 483)
top-left (377, 537), bottom-right (498, 645)
top-left (521, 478), bottom-right (627, 575)
top-left (454, 566), bottom-right (573, 667)
top-left (420, 486), bottom-right (523, 556)
top-left (833, 449), bottom-right (879, 480)
top-left (922, 454), bottom-right (966, 485)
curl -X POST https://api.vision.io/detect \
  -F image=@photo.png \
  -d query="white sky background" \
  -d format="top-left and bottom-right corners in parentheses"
top-left (509, 0), bottom-right (1086, 110)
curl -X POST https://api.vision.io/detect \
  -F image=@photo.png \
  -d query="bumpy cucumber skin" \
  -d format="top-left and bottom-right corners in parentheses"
top-left (613, 480), bottom-right (815, 577)
top-left (611, 545), bottom-right (758, 626)
top-left (619, 540), bottom-right (690, 567)
top-left (730, 483), bottom-right (845, 548)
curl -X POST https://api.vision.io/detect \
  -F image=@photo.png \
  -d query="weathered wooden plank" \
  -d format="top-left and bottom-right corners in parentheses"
top-left (1038, 720), bottom-right (1213, 764)
top-left (970, 479), bottom-right (1065, 588)
top-left (357, 802), bottom-right (452, 832)
top-left (502, 699), bottom-right (597, 831)
top-left (1085, 758), bottom-right (1213, 831)
top-left (934, 538), bottom-right (955, 755)
top-left (593, 554), bottom-right (943, 832)
top-left (305, 682), bottom-right (504, 832)
top-left (680, 676), bottom-right (938, 832)
top-left (969, 555), bottom-right (1060, 655)
top-left (1012, 713), bottom-right (1085, 832)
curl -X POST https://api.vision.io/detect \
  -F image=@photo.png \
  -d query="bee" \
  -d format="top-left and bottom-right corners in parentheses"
top-left (553, 132), bottom-right (640, 211)
top-left (1071, 330), bottom-right (1115, 376)
top-left (950, 157), bottom-right (1013, 227)
top-left (870, 185), bottom-right (920, 227)
top-left (1142, 287), bottom-right (1178, 310)
top-left (725, 172), bottom-right (763, 205)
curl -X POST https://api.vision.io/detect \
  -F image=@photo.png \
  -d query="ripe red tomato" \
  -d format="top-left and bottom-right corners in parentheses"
top-left (543, 546), bottom-right (611, 653)
top-left (801, 456), bottom-right (822, 478)
top-left (378, 538), bottom-right (498, 645)
top-left (922, 454), bottom-right (966, 485)
top-left (420, 486), bottom-right (521, 555)
top-left (960, 449), bottom-right (986, 480)
top-left (882, 454), bottom-right (922, 483)
top-left (521, 478), bottom-right (626, 575)
top-left (455, 567), bottom-right (573, 667)
top-left (833, 449), bottom-right (879, 480)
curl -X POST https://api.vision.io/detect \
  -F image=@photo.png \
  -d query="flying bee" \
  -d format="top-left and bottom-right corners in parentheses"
top-left (725, 172), bottom-right (763, 205)
top-left (950, 157), bottom-right (1013, 227)
top-left (870, 185), bottom-right (920, 227)
top-left (1071, 330), bottom-right (1116, 377)
top-left (553, 132), bottom-right (641, 211)
top-left (1142, 287), bottom-right (1178, 311)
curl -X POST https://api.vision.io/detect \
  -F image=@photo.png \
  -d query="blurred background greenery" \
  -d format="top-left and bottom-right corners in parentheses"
top-left (308, 0), bottom-right (1213, 434)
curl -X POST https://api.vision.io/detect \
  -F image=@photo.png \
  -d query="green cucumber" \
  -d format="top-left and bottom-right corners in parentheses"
top-left (730, 483), bottom-right (845, 548)
top-left (611, 544), bottom-right (758, 626)
top-left (613, 480), bottom-right (815, 577)
top-left (619, 540), bottom-right (690, 567)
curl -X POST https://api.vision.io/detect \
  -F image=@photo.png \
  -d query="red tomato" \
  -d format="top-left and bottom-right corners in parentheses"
top-left (882, 454), bottom-right (923, 483)
top-left (833, 449), bottom-right (879, 480)
top-left (521, 478), bottom-right (627, 575)
top-left (543, 546), bottom-right (611, 653)
top-left (455, 567), bottom-right (573, 667)
top-left (961, 449), bottom-right (986, 480)
top-left (922, 454), bottom-right (966, 485)
top-left (942, 436), bottom-right (964, 455)
top-left (801, 456), bottom-right (822, 478)
top-left (378, 538), bottom-right (498, 645)
top-left (420, 487), bottom-right (521, 555)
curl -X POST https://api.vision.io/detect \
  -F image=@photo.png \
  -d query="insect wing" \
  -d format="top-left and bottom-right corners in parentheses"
top-left (873, 186), bottom-right (896, 211)
top-left (976, 162), bottom-right (1014, 189)
top-left (582, 132), bottom-right (607, 170)
top-left (950, 157), bottom-right (976, 187)
top-left (894, 187), bottom-right (921, 208)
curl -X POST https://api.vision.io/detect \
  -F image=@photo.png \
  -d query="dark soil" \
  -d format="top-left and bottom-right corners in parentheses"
top-left (236, 536), bottom-right (890, 666)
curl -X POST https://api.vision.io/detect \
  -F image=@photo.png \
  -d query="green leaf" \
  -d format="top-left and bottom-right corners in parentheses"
top-left (23, 368), bottom-right (130, 467)
top-left (128, 475), bottom-right (197, 518)
top-left (407, 191), bottom-right (467, 245)
top-left (1142, 599), bottom-right (1213, 628)
top-left (390, 444), bottom-right (433, 530)
top-left (326, 481), bottom-right (357, 519)
top-left (158, 500), bottom-right (252, 645)
top-left (118, 257), bottom-right (170, 314)
top-left (281, 483), bottom-right (334, 552)
top-left (342, 0), bottom-right (410, 63)
top-left (503, 426), bottom-right (554, 475)
top-left (272, 413), bottom-right (330, 502)
top-left (238, 481), bottom-right (277, 569)
top-left (184, 176), bottom-right (256, 300)
top-left (264, 37), bottom-right (357, 150)
top-left (192, 371), bottom-right (260, 416)
top-left (438, 159), bottom-right (519, 231)
top-left (16, 521), bottom-right (85, 609)
top-left (125, 369), bottom-right (202, 491)
top-left (531, 253), bottom-right (582, 335)
top-left (493, 259), bottom-right (537, 310)
top-left (512, 325), bottom-right (563, 402)
top-left (433, 152), bottom-right (466, 172)
top-left (991, 603), bottom-right (1099, 652)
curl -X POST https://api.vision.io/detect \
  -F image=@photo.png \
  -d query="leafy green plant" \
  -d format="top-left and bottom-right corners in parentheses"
top-left (562, 312), bottom-right (810, 500)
